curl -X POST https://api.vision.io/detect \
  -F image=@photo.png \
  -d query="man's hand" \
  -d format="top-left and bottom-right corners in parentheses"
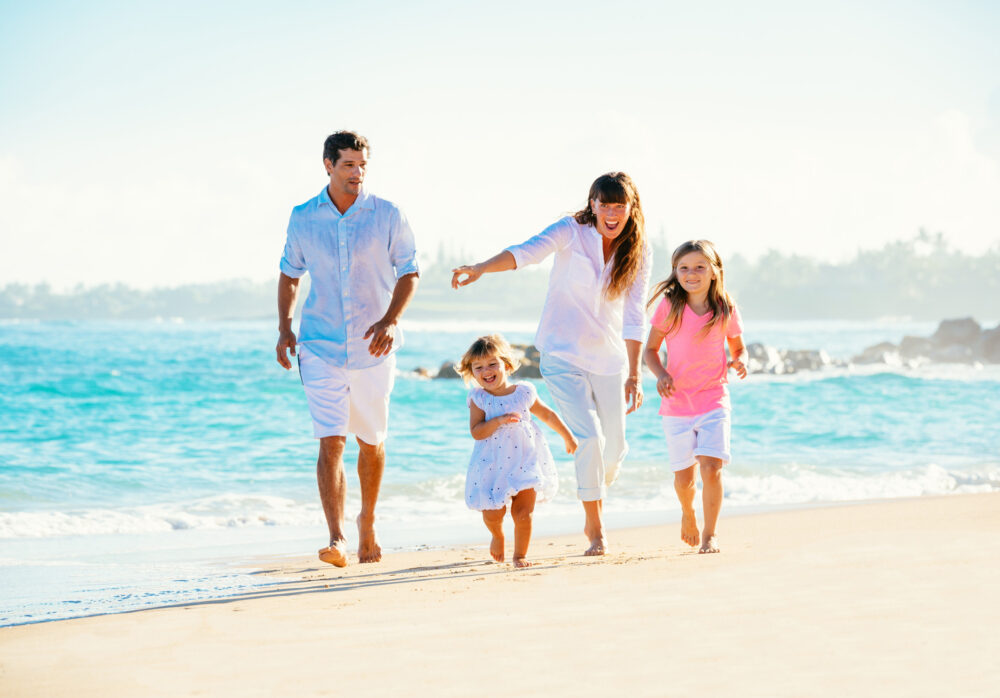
top-left (276, 328), bottom-right (297, 369)
top-left (364, 318), bottom-right (397, 357)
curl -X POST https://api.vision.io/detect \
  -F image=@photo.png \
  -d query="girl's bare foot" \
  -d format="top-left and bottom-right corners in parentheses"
top-left (699, 535), bottom-right (719, 554)
top-left (490, 532), bottom-right (505, 562)
top-left (680, 510), bottom-right (700, 547)
top-left (513, 557), bottom-right (532, 568)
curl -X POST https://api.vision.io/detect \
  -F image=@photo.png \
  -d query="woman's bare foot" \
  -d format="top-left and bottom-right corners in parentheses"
top-left (584, 536), bottom-right (607, 556)
top-left (513, 557), bottom-right (532, 568)
top-left (699, 534), bottom-right (719, 554)
top-left (318, 540), bottom-right (348, 567)
top-left (356, 514), bottom-right (382, 563)
top-left (680, 509), bottom-right (700, 547)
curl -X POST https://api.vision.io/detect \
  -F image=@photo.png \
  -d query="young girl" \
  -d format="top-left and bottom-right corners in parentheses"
top-left (457, 334), bottom-right (578, 568)
top-left (643, 240), bottom-right (747, 554)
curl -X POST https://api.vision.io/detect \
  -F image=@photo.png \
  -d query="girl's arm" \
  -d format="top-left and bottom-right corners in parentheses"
top-left (469, 401), bottom-right (520, 440)
top-left (529, 397), bottom-right (578, 454)
top-left (451, 251), bottom-right (517, 288)
top-left (643, 327), bottom-right (675, 398)
top-left (727, 335), bottom-right (748, 379)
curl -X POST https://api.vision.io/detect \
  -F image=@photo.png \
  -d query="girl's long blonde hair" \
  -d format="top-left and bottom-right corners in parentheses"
top-left (573, 172), bottom-right (647, 300)
top-left (648, 240), bottom-right (735, 338)
top-left (454, 334), bottom-right (521, 384)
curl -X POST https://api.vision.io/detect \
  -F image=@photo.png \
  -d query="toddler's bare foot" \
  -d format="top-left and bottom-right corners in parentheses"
top-left (513, 557), bottom-right (532, 568)
top-left (318, 540), bottom-right (348, 567)
top-left (680, 510), bottom-right (700, 547)
top-left (490, 532), bottom-right (505, 562)
top-left (356, 514), bottom-right (382, 563)
top-left (699, 535), bottom-right (720, 554)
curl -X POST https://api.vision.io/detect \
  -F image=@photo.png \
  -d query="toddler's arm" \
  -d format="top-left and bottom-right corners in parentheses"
top-left (529, 397), bottom-right (578, 454)
top-left (643, 326), bottom-right (675, 398)
top-left (469, 401), bottom-right (520, 440)
top-left (727, 335), bottom-right (748, 379)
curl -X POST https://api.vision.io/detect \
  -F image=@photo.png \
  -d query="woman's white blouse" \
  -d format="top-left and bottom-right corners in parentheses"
top-left (506, 216), bottom-right (652, 376)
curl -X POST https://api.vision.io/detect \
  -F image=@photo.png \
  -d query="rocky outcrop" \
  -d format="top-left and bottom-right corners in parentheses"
top-left (852, 317), bottom-right (999, 366)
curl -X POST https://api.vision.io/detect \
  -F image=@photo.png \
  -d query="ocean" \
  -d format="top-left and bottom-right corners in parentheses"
top-left (2, 318), bottom-right (998, 626)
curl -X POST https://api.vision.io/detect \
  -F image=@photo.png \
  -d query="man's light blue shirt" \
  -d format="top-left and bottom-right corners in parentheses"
top-left (280, 187), bottom-right (419, 370)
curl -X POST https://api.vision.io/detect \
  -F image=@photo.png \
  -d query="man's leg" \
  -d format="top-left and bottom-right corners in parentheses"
top-left (317, 435), bottom-right (349, 567)
top-left (356, 437), bottom-right (384, 563)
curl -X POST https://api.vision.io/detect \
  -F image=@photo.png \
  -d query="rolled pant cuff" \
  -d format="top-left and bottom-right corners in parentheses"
top-left (578, 486), bottom-right (606, 502)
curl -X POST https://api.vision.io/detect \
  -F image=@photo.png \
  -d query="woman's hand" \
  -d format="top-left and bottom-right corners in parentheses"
top-left (563, 434), bottom-right (579, 455)
top-left (451, 263), bottom-right (483, 289)
top-left (656, 373), bottom-right (675, 398)
top-left (625, 375), bottom-right (644, 414)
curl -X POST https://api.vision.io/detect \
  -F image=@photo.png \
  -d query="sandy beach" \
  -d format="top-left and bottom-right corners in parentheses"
top-left (2, 493), bottom-right (998, 697)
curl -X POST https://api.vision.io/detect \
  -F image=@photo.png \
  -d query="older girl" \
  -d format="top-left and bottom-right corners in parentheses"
top-left (452, 173), bottom-right (651, 555)
top-left (643, 240), bottom-right (747, 554)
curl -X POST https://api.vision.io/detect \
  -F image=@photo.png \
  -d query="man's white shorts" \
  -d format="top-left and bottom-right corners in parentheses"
top-left (661, 408), bottom-right (731, 471)
top-left (297, 346), bottom-right (395, 445)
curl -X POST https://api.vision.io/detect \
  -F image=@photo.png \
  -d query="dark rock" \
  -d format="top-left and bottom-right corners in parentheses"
top-left (852, 341), bottom-right (901, 365)
top-left (899, 335), bottom-right (934, 358)
top-left (784, 349), bottom-right (831, 372)
top-left (746, 343), bottom-right (785, 374)
top-left (434, 360), bottom-right (460, 378)
top-left (929, 344), bottom-right (975, 363)
top-left (975, 325), bottom-right (1000, 363)
top-left (932, 318), bottom-right (981, 346)
top-left (413, 367), bottom-right (435, 378)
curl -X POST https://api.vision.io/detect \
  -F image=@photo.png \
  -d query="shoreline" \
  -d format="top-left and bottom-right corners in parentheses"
top-left (2, 492), bottom-right (998, 697)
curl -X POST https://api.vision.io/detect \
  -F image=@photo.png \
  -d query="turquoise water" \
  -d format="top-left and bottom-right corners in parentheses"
top-left (2, 318), bottom-right (999, 625)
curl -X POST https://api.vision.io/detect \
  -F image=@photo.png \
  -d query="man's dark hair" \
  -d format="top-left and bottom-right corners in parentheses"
top-left (323, 131), bottom-right (369, 165)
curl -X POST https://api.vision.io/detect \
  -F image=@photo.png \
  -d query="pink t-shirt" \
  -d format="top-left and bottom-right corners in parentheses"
top-left (650, 298), bottom-right (744, 417)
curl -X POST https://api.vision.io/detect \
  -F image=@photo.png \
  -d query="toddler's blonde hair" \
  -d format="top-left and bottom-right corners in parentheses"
top-left (455, 334), bottom-right (521, 384)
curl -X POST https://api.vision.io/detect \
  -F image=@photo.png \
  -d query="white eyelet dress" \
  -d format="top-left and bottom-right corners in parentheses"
top-left (465, 382), bottom-right (559, 511)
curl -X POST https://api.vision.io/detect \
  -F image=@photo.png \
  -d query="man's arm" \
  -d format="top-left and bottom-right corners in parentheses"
top-left (364, 272), bottom-right (420, 357)
top-left (276, 272), bottom-right (301, 369)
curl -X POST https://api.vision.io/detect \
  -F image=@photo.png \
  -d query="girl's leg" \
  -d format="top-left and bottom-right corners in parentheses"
top-left (697, 456), bottom-right (724, 553)
top-left (482, 507), bottom-right (507, 562)
top-left (673, 465), bottom-right (699, 547)
top-left (510, 489), bottom-right (537, 568)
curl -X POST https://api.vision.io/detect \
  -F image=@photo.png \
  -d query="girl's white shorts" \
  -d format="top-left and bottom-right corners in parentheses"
top-left (661, 407), bottom-right (731, 471)
top-left (297, 346), bottom-right (396, 445)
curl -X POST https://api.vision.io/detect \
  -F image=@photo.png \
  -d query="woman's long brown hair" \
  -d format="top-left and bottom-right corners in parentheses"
top-left (647, 240), bottom-right (734, 338)
top-left (573, 172), bottom-right (647, 300)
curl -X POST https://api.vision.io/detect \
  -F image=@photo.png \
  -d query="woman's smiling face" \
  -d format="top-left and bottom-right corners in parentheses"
top-left (591, 199), bottom-right (631, 239)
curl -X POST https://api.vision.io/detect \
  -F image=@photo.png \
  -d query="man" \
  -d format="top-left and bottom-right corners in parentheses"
top-left (276, 131), bottom-right (419, 566)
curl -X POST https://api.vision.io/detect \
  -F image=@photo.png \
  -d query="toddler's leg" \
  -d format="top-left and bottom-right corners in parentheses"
top-left (697, 456), bottom-right (724, 553)
top-left (482, 507), bottom-right (506, 562)
top-left (510, 489), bottom-right (537, 568)
top-left (673, 465), bottom-right (699, 547)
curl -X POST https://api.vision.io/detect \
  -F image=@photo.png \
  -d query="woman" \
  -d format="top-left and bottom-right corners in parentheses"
top-left (451, 172), bottom-right (651, 555)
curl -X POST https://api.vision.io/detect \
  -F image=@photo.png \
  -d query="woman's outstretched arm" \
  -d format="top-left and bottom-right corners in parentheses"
top-left (451, 251), bottom-right (517, 288)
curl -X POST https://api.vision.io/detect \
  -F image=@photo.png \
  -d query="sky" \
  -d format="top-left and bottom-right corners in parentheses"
top-left (1, 0), bottom-right (999, 289)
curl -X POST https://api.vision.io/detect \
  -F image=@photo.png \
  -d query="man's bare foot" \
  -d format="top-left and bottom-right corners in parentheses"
top-left (680, 510), bottom-right (700, 547)
top-left (356, 514), bottom-right (382, 563)
top-left (513, 557), bottom-right (532, 568)
top-left (318, 540), bottom-right (348, 568)
top-left (489, 532), bottom-right (505, 562)
top-left (699, 535), bottom-right (719, 554)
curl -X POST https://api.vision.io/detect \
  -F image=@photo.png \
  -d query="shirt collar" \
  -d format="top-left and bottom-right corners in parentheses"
top-left (318, 186), bottom-right (374, 215)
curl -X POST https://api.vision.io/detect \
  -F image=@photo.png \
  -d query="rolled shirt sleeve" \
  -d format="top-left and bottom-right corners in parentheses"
top-left (279, 215), bottom-right (307, 279)
top-left (621, 245), bottom-right (653, 342)
top-left (505, 217), bottom-right (574, 269)
top-left (389, 208), bottom-right (420, 279)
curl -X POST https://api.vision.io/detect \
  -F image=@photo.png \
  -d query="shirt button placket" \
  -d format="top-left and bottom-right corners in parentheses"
top-left (339, 219), bottom-right (351, 366)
